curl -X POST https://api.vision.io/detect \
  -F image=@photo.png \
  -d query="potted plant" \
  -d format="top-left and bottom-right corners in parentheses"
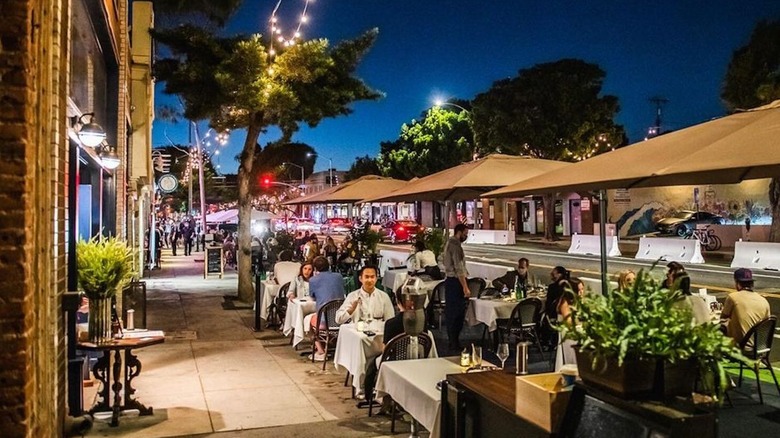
top-left (415, 228), bottom-right (446, 259)
top-left (76, 236), bottom-right (135, 344)
top-left (349, 225), bottom-right (382, 266)
top-left (561, 268), bottom-right (744, 402)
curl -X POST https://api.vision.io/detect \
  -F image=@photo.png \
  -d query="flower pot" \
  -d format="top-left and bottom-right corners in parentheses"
top-left (575, 349), bottom-right (696, 400)
top-left (87, 296), bottom-right (112, 344)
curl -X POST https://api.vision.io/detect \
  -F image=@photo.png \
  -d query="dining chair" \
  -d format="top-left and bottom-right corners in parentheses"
top-left (499, 297), bottom-right (545, 360)
top-left (266, 282), bottom-right (290, 328)
top-left (730, 316), bottom-right (779, 404)
top-left (429, 282), bottom-right (446, 328)
top-left (467, 277), bottom-right (487, 297)
top-left (311, 298), bottom-right (345, 371)
top-left (274, 282), bottom-right (291, 329)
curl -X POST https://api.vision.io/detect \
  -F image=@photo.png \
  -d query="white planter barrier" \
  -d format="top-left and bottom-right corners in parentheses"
top-left (466, 261), bottom-right (512, 282)
top-left (568, 233), bottom-right (622, 257)
top-left (634, 236), bottom-right (705, 264)
top-left (730, 239), bottom-right (780, 271)
top-left (379, 249), bottom-right (410, 275)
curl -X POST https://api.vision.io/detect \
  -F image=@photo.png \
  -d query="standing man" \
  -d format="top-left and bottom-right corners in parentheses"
top-left (721, 268), bottom-right (770, 347)
top-left (180, 220), bottom-right (194, 256)
top-left (442, 223), bottom-right (470, 352)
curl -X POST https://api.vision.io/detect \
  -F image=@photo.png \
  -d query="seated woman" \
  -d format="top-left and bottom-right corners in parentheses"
top-left (287, 261), bottom-right (314, 300)
top-left (616, 269), bottom-right (636, 291)
top-left (406, 241), bottom-right (439, 277)
top-left (323, 236), bottom-right (339, 266)
top-left (670, 271), bottom-right (710, 325)
top-left (555, 277), bottom-right (583, 371)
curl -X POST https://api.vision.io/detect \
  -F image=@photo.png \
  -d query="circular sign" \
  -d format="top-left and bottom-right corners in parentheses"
top-left (158, 174), bottom-right (179, 193)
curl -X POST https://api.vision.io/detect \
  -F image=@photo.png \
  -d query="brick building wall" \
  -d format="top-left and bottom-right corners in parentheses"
top-left (0, 0), bottom-right (70, 436)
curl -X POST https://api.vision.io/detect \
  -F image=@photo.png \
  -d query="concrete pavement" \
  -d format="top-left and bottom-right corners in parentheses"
top-left (84, 248), bottom-right (398, 438)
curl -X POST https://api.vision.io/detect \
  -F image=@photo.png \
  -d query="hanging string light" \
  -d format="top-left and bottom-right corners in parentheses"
top-left (267, 0), bottom-right (313, 61)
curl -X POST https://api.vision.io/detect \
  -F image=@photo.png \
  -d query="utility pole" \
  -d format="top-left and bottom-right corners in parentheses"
top-left (646, 96), bottom-right (669, 139)
top-left (188, 123), bottom-right (193, 215)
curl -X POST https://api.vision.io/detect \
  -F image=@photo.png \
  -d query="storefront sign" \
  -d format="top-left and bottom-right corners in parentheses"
top-left (580, 198), bottom-right (591, 211)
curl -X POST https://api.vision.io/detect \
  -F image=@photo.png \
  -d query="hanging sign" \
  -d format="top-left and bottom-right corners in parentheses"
top-left (158, 174), bottom-right (179, 193)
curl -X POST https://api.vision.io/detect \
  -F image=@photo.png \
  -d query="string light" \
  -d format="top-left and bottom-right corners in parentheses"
top-left (267, 0), bottom-right (313, 60)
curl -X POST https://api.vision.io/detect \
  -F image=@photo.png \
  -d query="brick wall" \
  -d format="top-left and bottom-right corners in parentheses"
top-left (0, 0), bottom-right (69, 436)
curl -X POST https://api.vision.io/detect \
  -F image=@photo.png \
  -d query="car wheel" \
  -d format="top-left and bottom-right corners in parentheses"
top-left (675, 225), bottom-right (688, 237)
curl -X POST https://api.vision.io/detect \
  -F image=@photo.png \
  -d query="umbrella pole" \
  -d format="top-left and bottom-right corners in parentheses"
top-left (598, 189), bottom-right (608, 295)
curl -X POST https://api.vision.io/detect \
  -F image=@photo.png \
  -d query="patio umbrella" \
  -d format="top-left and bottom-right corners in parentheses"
top-left (283, 175), bottom-right (407, 205)
top-left (251, 209), bottom-right (279, 221)
top-left (360, 154), bottom-right (571, 203)
top-left (483, 100), bottom-right (780, 293)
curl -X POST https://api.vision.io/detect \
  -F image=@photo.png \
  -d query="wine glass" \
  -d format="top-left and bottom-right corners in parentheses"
top-left (497, 343), bottom-right (510, 370)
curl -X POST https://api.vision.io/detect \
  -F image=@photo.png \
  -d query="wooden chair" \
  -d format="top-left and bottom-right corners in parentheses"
top-left (311, 298), bottom-right (344, 371)
top-left (731, 316), bottom-right (779, 404)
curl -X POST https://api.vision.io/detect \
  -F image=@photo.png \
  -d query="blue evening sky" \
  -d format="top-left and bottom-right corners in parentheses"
top-left (152, 0), bottom-right (780, 174)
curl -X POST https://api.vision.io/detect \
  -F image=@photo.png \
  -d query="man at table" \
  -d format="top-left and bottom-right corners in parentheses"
top-left (335, 266), bottom-right (395, 325)
top-left (721, 268), bottom-right (770, 348)
top-left (309, 256), bottom-right (346, 361)
top-left (363, 286), bottom-right (407, 403)
top-left (492, 257), bottom-right (531, 292)
top-left (443, 223), bottom-right (470, 352)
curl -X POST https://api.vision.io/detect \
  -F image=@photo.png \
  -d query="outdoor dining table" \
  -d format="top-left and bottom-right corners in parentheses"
top-left (375, 357), bottom-right (464, 438)
top-left (283, 297), bottom-right (317, 348)
top-left (257, 280), bottom-right (280, 320)
top-left (333, 322), bottom-right (387, 391)
top-left (466, 297), bottom-right (519, 332)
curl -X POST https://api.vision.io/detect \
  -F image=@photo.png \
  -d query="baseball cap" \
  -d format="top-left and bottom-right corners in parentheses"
top-left (733, 268), bottom-right (753, 282)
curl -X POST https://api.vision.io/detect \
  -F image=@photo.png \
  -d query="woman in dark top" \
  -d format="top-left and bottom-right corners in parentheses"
top-left (543, 266), bottom-right (569, 348)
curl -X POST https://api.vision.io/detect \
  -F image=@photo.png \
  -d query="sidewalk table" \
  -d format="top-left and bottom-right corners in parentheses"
top-left (375, 357), bottom-right (463, 438)
top-left (466, 297), bottom-right (517, 332)
top-left (258, 280), bottom-right (280, 320)
top-left (283, 297), bottom-right (317, 348)
top-left (333, 322), bottom-right (386, 390)
top-left (77, 335), bottom-right (165, 427)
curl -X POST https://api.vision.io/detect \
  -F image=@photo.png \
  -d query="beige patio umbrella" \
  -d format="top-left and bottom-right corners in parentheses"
top-left (283, 175), bottom-right (407, 205)
top-left (485, 100), bottom-right (780, 197)
top-left (361, 154), bottom-right (571, 203)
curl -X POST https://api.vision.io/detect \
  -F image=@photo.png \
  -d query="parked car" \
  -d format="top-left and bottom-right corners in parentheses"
top-left (320, 217), bottom-right (353, 234)
top-left (655, 210), bottom-right (724, 237)
top-left (380, 220), bottom-right (424, 243)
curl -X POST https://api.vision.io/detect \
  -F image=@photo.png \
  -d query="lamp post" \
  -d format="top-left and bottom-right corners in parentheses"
top-left (283, 162), bottom-right (305, 189)
top-left (306, 152), bottom-right (333, 186)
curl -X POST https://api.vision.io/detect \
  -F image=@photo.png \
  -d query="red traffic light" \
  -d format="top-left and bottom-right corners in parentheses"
top-left (260, 175), bottom-right (273, 188)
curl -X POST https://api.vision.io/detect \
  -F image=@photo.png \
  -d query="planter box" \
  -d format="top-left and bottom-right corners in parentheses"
top-left (575, 349), bottom-right (696, 400)
top-left (515, 373), bottom-right (572, 433)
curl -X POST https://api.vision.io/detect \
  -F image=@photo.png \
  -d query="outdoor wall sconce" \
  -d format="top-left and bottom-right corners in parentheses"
top-left (71, 113), bottom-right (107, 147)
top-left (97, 142), bottom-right (120, 170)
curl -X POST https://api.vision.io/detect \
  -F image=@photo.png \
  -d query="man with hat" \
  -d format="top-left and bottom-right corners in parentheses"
top-left (721, 268), bottom-right (770, 347)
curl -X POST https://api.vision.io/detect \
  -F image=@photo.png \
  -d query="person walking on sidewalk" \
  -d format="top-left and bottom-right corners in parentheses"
top-left (442, 223), bottom-right (470, 352)
top-left (170, 226), bottom-right (179, 256)
top-left (180, 220), bottom-right (195, 256)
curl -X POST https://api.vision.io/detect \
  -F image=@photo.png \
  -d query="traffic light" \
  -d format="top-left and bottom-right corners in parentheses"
top-left (260, 174), bottom-right (273, 189)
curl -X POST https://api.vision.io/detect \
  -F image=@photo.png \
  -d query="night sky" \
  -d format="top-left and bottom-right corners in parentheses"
top-left (152, 0), bottom-right (780, 174)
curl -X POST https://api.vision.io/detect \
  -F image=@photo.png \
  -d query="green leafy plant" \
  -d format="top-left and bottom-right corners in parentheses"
top-left (273, 230), bottom-right (295, 254)
top-left (562, 268), bottom-right (747, 402)
top-left (349, 225), bottom-right (382, 258)
top-left (76, 236), bottom-right (135, 300)
top-left (415, 228), bottom-right (446, 258)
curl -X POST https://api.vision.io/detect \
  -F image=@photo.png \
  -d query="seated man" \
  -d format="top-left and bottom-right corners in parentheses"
top-left (363, 286), bottom-right (406, 401)
top-left (492, 257), bottom-right (532, 292)
top-left (336, 266), bottom-right (395, 325)
top-left (273, 251), bottom-right (300, 286)
top-left (309, 256), bottom-right (346, 361)
top-left (721, 268), bottom-right (770, 348)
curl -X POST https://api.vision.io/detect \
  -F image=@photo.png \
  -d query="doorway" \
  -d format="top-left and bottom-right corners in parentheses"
top-left (569, 199), bottom-right (582, 234)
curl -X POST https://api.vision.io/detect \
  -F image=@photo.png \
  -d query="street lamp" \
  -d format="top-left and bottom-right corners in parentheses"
top-left (432, 99), bottom-right (478, 160)
top-left (306, 152), bottom-right (334, 186)
top-left (282, 162), bottom-right (305, 188)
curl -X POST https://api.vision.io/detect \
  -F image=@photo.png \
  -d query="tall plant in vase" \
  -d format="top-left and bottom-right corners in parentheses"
top-left (76, 236), bottom-right (135, 344)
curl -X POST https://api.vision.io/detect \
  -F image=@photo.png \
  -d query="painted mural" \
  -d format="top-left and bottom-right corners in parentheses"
top-left (608, 179), bottom-right (772, 237)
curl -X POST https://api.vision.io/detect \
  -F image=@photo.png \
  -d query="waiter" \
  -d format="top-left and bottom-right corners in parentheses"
top-left (442, 223), bottom-right (470, 352)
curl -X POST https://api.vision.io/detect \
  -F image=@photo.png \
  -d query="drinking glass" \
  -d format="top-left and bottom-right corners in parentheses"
top-left (497, 343), bottom-right (510, 370)
top-left (471, 345), bottom-right (483, 368)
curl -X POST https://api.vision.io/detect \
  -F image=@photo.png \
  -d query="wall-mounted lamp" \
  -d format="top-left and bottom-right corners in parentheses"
top-left (99, 145), bottom-right (120, 170)
top-left (71, 113), bottom-right (106, 147)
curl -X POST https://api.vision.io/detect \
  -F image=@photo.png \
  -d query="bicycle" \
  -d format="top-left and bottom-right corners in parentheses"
top-left (684, 225), bottom-right (722, 251)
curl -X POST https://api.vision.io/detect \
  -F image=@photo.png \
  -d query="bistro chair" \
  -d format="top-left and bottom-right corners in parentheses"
top-left (499, 297), bottom-right (545, 360)
top-left (467, 277), bottom-right (487, 298)
top-left (266, 282), bottom-right (290, 328)
top-left (428, 282), bottom-right (446, 328)
top-left (730, 316), bottom-right (779, 404)
top-left (370, 332), bottom-right (435, 425)
top-left (311, 298), bottom-right (344, 371)
top-left (478, 287), bottom-right (501, 299)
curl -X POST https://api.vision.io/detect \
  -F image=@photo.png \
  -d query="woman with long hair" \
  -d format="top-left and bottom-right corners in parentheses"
top-left (287, 261), bottom-right (314, 300)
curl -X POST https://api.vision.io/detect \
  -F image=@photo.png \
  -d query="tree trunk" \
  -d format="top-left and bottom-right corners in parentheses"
top-left (236, 120), bottom-right (263, 303)
top-left (769, 177), bottom-right (780, 242)
top-left (542, 193), bottom-right (557, 241)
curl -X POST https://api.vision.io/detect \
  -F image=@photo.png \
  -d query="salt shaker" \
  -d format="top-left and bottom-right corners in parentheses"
top-left (126, 309), bottom-right (135, 330)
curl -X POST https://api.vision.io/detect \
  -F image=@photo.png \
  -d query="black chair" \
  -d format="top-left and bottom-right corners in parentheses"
top-left (478, 287), bottom-right (501, 299)
top-left (266, 282), bottom-right (290, 328)
top-left (311, 298), bottom-right (344, 371)
top-left (731, 316), bottom-right (779, 404)
top-left (429, 281), bottom-right (446, 328)
top-left (370, 332), bottom-right (435, 427)
top-left (467, 277), bottom-right (486, 298)
top-left (499, 297), bottom-right (545, 360)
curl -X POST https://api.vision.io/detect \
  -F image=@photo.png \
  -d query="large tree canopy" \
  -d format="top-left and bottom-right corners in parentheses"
top-left (471, 59), bottom-right (626, 161)
top-left (345, 155), bottom-right (382, 181)
top-left (377, 106), bottom-right (473, 180)
top-left (722, 20), bottom-right (780, 242)
top-left (153, 26), bottom-right (381, 302)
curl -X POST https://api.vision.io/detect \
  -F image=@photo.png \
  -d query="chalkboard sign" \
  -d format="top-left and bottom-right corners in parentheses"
top-left (205, 246), bottom-right (223, 278)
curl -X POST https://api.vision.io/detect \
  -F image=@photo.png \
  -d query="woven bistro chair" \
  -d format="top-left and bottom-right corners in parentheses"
top-left (311, 298), bottom-right (344, 371)
top-left (730, 316), bottom-right (779, 404)
top-left (498, 297), bottom-right (545, 360)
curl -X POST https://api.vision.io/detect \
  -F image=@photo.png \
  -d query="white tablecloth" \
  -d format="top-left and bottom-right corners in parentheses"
top-left (283, 298), bottom-right (317, 347)
top-left (379, 249), bottom-right (410, 276)
top-left (258, 281), bottom-right (280, 320)
top-left (465, 298), bottom-right (517, 332)
top-left (465, 261), bottom-right (512, 283)
top-left (381, 270), bottom-right (442, 301)
top-left (333, 323), bottom-right (386, 390)
top-left (375, 357), bottom-right (462, 438)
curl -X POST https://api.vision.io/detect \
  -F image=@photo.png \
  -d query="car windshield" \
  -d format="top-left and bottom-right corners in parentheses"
top-left (673, 212), bottom-right (694, 220)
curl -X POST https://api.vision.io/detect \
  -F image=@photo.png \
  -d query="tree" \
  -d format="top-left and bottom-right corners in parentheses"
top-left (345, 155), bottom-right (381, 181)
top-left (471, 59), bottom-right (626, 240)
top-left (377, 106), bottom-right (473, 180)
top-left (153, 26), bottom-right (381, 302)
top-left (153, 0), bottom-right (242, 27)
top-left (722, 20), bottom-right (780, 241)
top-left (248, 141), bottom-right (317, 196)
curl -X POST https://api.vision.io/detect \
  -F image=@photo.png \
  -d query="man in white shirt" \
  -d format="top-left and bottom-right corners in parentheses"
top-left (336, 266), bottom-right (395, 325)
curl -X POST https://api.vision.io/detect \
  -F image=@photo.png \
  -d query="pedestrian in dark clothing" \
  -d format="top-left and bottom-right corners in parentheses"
top-left (180, 221), bottom-right (194, 256)
top-left (442, 224), bottom-right (470, 352)
top-left (171, 228), bottom-right (179, 256)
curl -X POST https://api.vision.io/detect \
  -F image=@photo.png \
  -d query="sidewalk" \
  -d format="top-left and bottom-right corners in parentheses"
top-left (86, 248), bottom-right (396, 438)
